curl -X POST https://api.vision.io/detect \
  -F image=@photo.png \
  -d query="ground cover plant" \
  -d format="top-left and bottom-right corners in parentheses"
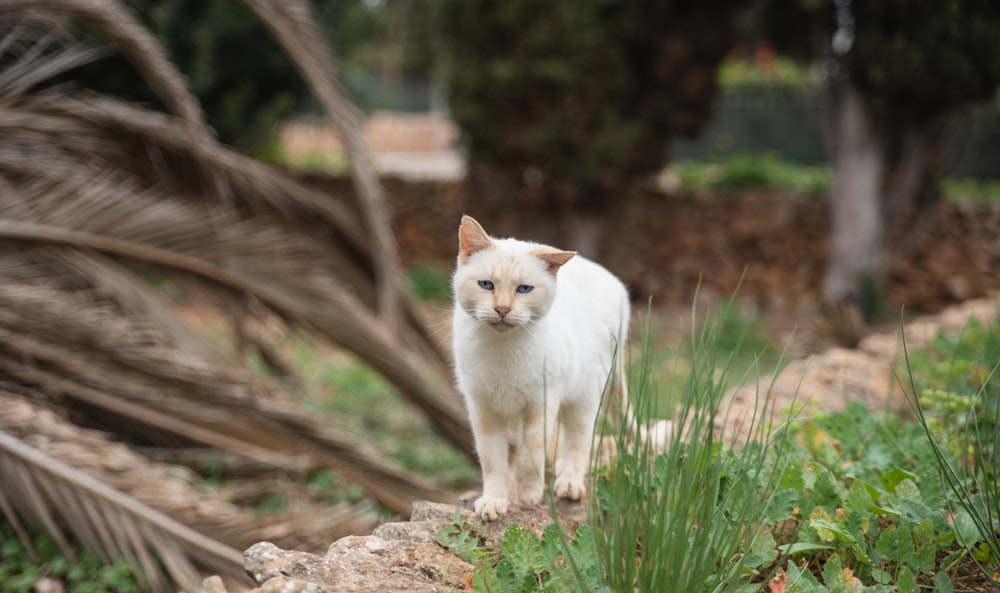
top-left (908, 315), bottom-right (1000, 590)
top-left (0, 521), bottom-right (136, 593)
top-left (439, 308), bottom-right (1000, 592)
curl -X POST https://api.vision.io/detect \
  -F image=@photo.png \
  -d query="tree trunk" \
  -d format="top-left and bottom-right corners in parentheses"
top-left (823, 81), bottom-right (885, 308)
top-left (822, 80), bottom-right (952, 319)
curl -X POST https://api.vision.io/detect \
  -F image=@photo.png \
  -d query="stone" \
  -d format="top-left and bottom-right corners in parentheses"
top-left (234, 497), bottom-right (597, 593)
top-left (241, 510), bottom-right (475, 593)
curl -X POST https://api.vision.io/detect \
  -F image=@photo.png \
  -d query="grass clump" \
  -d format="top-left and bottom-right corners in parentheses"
top-left (906, 314), bottom-right (1000, 589)
top-left (592, 300), bottom-right (789, 593)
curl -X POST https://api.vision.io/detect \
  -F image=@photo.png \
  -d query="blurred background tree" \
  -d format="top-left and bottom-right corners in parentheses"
top-left (758, 0), bottom-right (1000, 326)
top-left (434, 0), bottom-right (751, 256)
top-left (66, 0), bottom-right (433, 152)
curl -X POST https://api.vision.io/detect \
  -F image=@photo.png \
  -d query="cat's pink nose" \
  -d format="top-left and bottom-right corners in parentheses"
top-left (495, 305), bottom-right (511, 319)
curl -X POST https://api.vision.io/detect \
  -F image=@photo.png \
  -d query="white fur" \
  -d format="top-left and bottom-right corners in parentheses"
top-left (452, 219), bottom-right (629, 520)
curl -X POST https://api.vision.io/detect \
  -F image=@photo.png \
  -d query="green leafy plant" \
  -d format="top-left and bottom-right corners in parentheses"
top-left (942, 178), bottom-right (1000, 203)
top-left (717, 50), bottom-right (816, 89)
top-left (675, 153), bottom-right (830, 196)
top-left (437, 513), bottom-right (603, 592)
top-left (759, 398), bottom-right (1000, 592)
top-left (673, 155), bottom-right (1000, 202)
top-left (0, 518), bottom-right (138, 593)
top-left (904, 315), bottom-right (1000, 589)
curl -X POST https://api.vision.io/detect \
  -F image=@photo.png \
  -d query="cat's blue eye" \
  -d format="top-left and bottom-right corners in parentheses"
top-left (478, 280), bottom-right (494, 291)
top-left (516, 285), bottom-right (534, 294)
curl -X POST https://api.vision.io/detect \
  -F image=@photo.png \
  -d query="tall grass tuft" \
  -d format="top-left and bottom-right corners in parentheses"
top-left (903, 320), bottom-right (1000, 589)
top-left (588, 300), bottom-right (791, 593)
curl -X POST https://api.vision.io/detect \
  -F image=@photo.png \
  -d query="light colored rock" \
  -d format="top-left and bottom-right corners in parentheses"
top-left (238, 498), bottom-right (594, 593)
top-left (243, 514), bottom-right (474, 593)
top-left (720, 293), bottom-right (1000, 443)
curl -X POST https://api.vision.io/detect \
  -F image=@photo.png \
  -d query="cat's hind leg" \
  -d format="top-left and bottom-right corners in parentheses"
top-left (552, 399), bottom-right (598, 501)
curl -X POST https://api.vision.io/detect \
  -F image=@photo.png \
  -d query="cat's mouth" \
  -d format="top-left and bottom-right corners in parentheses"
top-left (489, 319), bottom-right (517, 332)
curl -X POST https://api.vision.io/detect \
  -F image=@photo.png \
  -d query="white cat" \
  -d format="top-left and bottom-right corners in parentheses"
top-left (451, 215), bottom-right (636, 521)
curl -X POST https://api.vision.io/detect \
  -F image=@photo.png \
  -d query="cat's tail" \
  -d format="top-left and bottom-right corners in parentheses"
top-left (608, 344), bottom-right (672, 452)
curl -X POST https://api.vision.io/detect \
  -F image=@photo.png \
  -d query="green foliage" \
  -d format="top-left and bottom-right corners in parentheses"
top-left (844, 1), bottom-right (1000, 118)
top-left (761, 0), bottom-right (1000, 119)
top-left (0, 518), bottom-right (138, 593)
top-left (492, 524), bottom-right (603, 592)
top-left (66, 0), bottom-right (403, 151)
top-left (405, 263), bottom-right (452, 303)
top-left (675, 154), bottom-right (830, 196)
top-left (674, 155), bottom-right (1000, 201)
top-left (438, 517), bottom-right (605, 592)
top-left (271, 144), bottom-right (351, 175)
top-left (943, 178), bottom-right (1000, 203)
top-left (908, 315), bottom-right (1000, 458)
top-left (437, 307), bottom-right (1000, 591)
top-left (768, 404), bottom-right (960, 587)
top-left (906, 315), bottom-right (1000, 587)
top-left (717, 51), bottom-right (815, 89)
top-left (592, 300), bottom-right (787, 593)
top-left (434, 0), bottom-right (750, 208)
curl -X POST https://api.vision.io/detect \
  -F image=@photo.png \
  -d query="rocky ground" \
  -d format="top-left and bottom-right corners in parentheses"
top-left (197, 292), bottom-right (1000, 593)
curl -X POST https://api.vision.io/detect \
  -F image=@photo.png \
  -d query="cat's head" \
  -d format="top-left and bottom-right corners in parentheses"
top-left (453, 215), bottom-right (575, 333)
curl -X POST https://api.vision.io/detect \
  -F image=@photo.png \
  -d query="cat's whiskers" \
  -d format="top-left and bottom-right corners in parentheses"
top-left (424, 315), bottom-right (456, 353)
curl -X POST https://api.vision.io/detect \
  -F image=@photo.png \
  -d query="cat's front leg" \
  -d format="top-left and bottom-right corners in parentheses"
top-left (512, 403), bottom-right (555, 507)
top-left (471, 415), bottom-right (511, 520)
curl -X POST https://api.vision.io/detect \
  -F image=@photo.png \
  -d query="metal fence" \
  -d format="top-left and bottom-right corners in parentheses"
top-left (672, 87), bottom-right (1000, 180)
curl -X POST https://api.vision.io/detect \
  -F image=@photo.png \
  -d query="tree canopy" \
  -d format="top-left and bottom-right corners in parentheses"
top-left (435, 0), bottom-right (750, 214)
top-left (762, 0), bottom-right (1000, 118)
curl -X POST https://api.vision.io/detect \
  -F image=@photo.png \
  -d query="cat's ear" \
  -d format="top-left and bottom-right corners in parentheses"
top-left (458, 215), bottom-right (493, 263)
top-left (533, 248), bottom-right (576, 275)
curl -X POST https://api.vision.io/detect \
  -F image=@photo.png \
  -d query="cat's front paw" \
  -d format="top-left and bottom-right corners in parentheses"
top-left (474, 495), bottom-right (509, 521)
top-left (553, 477), bottom-right (586, 501)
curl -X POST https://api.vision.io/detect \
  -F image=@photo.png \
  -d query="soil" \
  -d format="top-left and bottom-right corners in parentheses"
top-left (310, 173), bottom-right (1000, 351)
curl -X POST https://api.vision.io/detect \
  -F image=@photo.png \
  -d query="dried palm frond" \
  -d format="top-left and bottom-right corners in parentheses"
top-left (0, 2), bottom-right (471, 590)
top-left (0, 20), bottom-right (472, 453)
top-left (0, 0), bottom-right (210, 132)
top-left (0, 415), bottom-right (247, 593)
top-left (0, 392), bottom-right (380, 551)
top-left (241, 0), bottom-right (403, 330)
top-left (816, 298), bottom-right (866, 349)
top-left (0, 248), bottom-right (450, 513)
